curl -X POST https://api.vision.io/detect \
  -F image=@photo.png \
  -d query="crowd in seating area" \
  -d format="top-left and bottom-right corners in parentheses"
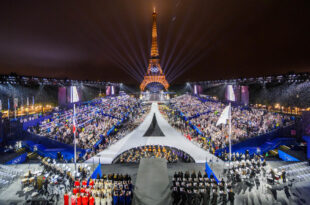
top-left (27, 95), bottom-right (143, 151)
top-left (66, 173), bottom-right (133, 205)
top-left (114, 145), bottom-right (194, 163)
top-left (164, 94), bottom-right (293, 151)
top-left (172, 170), bottom-right (235, 205)
top-left (85, 104), bottom-right (151, 159)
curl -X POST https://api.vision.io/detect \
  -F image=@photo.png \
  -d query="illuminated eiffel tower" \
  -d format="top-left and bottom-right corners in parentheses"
top-left (140, 9), bottom-right (169, 91)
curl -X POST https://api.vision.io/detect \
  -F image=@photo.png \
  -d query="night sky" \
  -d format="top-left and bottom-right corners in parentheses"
top-left (0, 0), bottom-right (310, 84)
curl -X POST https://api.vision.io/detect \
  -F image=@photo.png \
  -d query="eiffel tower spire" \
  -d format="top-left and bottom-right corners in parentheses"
top-left (140, 10), bottom-right (169, 91)
top-left (151, 9), bottom-right (159, 58)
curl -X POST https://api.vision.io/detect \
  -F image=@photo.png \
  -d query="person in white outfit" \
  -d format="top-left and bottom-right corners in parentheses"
top-left (95, 194), bottom-right (101, 205)
top-left (107, 193), bottom-right (112, 205)
top-left (101, 194), bottom-right (107, 205)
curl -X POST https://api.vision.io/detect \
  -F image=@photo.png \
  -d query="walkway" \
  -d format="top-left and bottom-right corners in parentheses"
top-left (86, 102), bottom-right (221, 164)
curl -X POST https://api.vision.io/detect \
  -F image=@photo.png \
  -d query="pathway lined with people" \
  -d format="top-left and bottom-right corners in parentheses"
top-left (87, 102), bottom-right (222, 164)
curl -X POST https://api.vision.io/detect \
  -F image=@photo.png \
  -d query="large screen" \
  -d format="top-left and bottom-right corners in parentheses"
top-left (70, 86), bottom-right (79, 103)
top-left (241, 86), bottom-right (249, 106)
top-left (106, 86), bottom-right (111, 96)
top-left (225, 85), bottom-right (248, 105)
top-left (66, 86), bottom-right (81, 103)
top-left (225, 85), bottom-right (238, 102)
top-left (58, 87), bottom-right (67, 106)
top-left (58, 86), bottom-right (82, 105)
top-left (193, 85), bottom-right (202, 95)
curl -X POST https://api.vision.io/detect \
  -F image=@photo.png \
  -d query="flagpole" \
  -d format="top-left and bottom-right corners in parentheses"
top-left (229, 102), bottom-right (232, 168)
top-left (73, 104), bottom-right (77, 172)
top-left (7, 99), bottom-right (9, 119)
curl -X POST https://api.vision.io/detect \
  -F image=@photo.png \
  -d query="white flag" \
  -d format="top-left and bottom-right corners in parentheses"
top-left (216, 104), bottom-right (231, 126)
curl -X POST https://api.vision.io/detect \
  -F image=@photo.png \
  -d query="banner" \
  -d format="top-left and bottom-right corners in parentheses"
top-left (27, 97), bottom-right (29, 107)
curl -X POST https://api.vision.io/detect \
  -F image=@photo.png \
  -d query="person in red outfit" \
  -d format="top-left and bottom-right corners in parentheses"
top-left (74, 179), bottom-right (80, 188)
top-left (71, 193), bottom-right (77, 205)
top-left (82, 179), bottom-right (87, 188)
top-left (82, 194), bottom-right (89, 205)
top-left (64, 192), bottom-right (69, 205)
top-left (77, 193), bottom-right (82, 205)
top-left (89, 195), bottom-right (95, 205)
top-left (89, 179), bottom-right (94, 188)
top-left (85, 187), bottom-right (90, 197)
top-left (73, 187), bottom-right (79, 195)
top-left (80, 187), bottom-right (85, 194)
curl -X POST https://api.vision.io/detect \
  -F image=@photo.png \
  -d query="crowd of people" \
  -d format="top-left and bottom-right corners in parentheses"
top-left (27, 95), bottom-right (153, 161)
top-left (223, 150), bottom-right (287, 187)
top-left (28, 95), bottom-right (139, 149)
top-left (163, 94), bottom-right (293, 152)
top-left (172, 170), bottom-right (234, 205)
top-left (65, 173), bottom-right (133, 205)
top-left (84, 104), bottom-right (151, 159)
top-left (21, 157), bottom-right (91, 203)
top-left (113, 145), bottom-right (194, 163)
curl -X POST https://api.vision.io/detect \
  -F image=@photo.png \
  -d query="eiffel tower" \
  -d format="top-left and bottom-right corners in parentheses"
top-left (140, 9), bottom-right (169, 91)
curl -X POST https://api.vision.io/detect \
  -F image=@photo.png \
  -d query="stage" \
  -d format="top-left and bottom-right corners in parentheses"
top-left (86, 102), bottom-right (220, 164)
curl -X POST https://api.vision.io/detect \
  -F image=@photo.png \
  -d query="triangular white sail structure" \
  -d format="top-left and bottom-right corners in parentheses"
top-left (216, 105), bottom-right (231, 126)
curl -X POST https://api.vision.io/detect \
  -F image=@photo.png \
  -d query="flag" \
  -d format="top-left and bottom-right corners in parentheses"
top-left (72, 105), bottom-right (76, 133)
top-left (216, 104), bottom-right (231, 126)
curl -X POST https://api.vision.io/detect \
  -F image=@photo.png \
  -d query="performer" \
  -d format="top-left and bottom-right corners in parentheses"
top-left (107, 193), bottom-right (113, 205)
top-left (73, 187), bottom-right (79, 195)
top-left (89, 179), bottom-right (94, 188)
top-left (89, 195), bottom-right (95, 205)
top-left (125, 191), bottom-right (132, 205)
top-left (76, 193), bottom-right (82, 205)
top-left (82, 194), bottom-right (88, 205)
top-left (113, 191), bottom-right (119, 205)
top-left (74, 179), bottom-right (80, 188)
top-left (64, 192), bottom-right (69, 205)
top-left (282, 169), bottom-right (286, 183)
top-left (71, 193), bottom-right (77, 205)
top-left (228, 189), bottom-right (235, 205)
top-left (82, 179), bottom-right (87, 188)
top-left (95, 194), bottom-right (100, 205)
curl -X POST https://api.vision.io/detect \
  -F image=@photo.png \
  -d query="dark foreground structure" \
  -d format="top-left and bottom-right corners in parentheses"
top-left (133, 158), bottom-right (172, 205)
